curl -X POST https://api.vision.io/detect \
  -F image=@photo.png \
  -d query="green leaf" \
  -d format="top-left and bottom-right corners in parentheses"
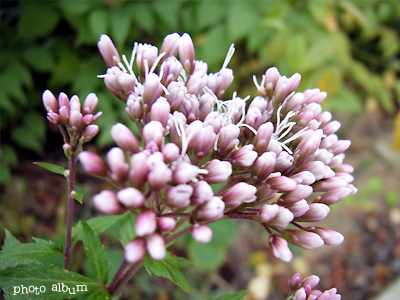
top-left (196, 1), bottom-right (226, 31)
top-left (71, 213), bottom-right (126, 245)
top-left (144, 254), bottom-right (192, 295)
top-left (72, 191), bottom-right (83, 204)
top-left (209, 219), bottom-right (237, 245)
top-left (87, 290), bottom-right (111, 300)
top-left (33, 162), bottom-right (66, 175)
top-left (1, 262), bottom-right (101, 299)
top-left (188, 241), bottom-right (226, 270)
top-left (201, 25), bottom-right (229, 69)
top-left (110, 8), bottom-right (131, 48)
top-left (82, 221), bottom-right (110, 284)
top-left (88, 9), bottom-right (110, 40)
top-left (118, 211), bottom-right (137, 246)
top-left (206, 290), bottom-right (247, 300)
top-left (128, 3), bottom-right (154, 33)
top-left (19, 2), bottom-right (60, 38)
top-left (228, 2), bottom-right (260, 42)
top-left (23, 46), bottom-right (55, 72)
top-left (0, 230), bottom-right (63, 263)
top-left (151, 1), bottom-right (182, 32)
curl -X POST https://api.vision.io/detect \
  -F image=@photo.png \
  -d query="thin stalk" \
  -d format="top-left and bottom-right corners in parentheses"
top-left (110, 260), bottom-right (144, 297)
top-left (64, 153), bottom-right (76, 270)
top-left (108, 258), bottom-right (128, 294)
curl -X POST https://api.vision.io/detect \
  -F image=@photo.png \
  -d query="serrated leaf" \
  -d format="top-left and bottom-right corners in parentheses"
top-left (19, 2), bottom-right (60, 38)
top-left (206, 290), bottom-right (247, 300)
top-left (1, 262), bottom-right (100, 299)
top-left (71, 213), bottom-right (126, 245)
top-left (0, 230), bottom-right (63, 263)
top-left (118, 211), bottom-right (136, 246)
top-left (82, 221), bottom-right (110, 284)
top-left (33, 162), bottom-right (66, 175)
top-left (144, 254), bottom-right (192, 295)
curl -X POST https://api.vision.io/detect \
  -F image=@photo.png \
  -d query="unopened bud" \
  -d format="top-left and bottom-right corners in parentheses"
top-left (191, 224), bottom-right (213, 243)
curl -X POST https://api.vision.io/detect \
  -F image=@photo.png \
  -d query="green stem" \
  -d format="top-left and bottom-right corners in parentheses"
top-left (64, 153), bottom-right (76, 270)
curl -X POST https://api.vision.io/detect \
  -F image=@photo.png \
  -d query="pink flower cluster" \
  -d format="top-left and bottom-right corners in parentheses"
top-left (79, 33), bottom-right (356, 263)
top-left (287, 273), bottom-right (341, 300)
top-left (42, 90), bottom-right (102, 155)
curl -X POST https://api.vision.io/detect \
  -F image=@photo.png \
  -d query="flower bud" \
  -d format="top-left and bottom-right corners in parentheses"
top-left (295, 203), bottom-right (330, 222)
top-left (42, 90), bottom-right (59, 113)
top-left (160, 33), bottom-right (181, 59)
top-left (111, 123), bottom-right (141, 154)
top-left (173, 162), bottom-right (199, 184)
top-left (283, 229), bottom-right (324, 250)
top-left (193, 196), bottom-right (225, 222)
top-left (230, 145), bottom-right (258, 167)
top-left (167, 184), bottom-right (193, 208)
top-left (191, 180), bottom-right (214, 205)
top-left (130, 152), bottom-right (150, 188)
top-left (82, 93), bottom-right (99, 115)
top-left (69, 111), bottom-right (83, 132)
top-left (158, 217), bottom-right (176, 232)
top-left (58, 92), bottom-right (70, 108)
top-left (260, 204), bottom-right (294, 228)
top-left (136, 210), bottom-right (157, 237)
top-left (303, 88), bottom-right (327, 104)
top-left (98, 34), bottom-right (120, 67)
top-left (117, 187), bottom-right (145, 209)
top-left (58, 106), bottom-right (70, 124)
top-left (280, 199), bottom-right (309, 218)
top-left (222, 182), bottom-right (257, 208)
top-left (291, 171), bottom-right (316, 185)
top-left (79, 151), bottom-right (107, 177)
top-left (47, 112), bottom-right (60, 124)
top-left (252, 152), bottom-right (276, 181)
top-left (267, 175), bottom-right (297, 191)
top-left (136, 43), bottom-right (159, 77)
top-left (167, 81), bottom-right (187, 110)
top-left (316, 187), bottom-right (352, 205)
top-left (143, 73), bottom-right (163, 109)
top-left (216, 124), bottom-right (240, 155)
top-left (160, 57), bottom-right (183, 86)
top-left (329, 140), bottom-right (351, 155)
top-left (107, 147), bottom-right (129, 184)
top-left (179, 33), bottom-right (195, 74)
top-left (269, 235), bottom-right (293, 262)
top-left (306, 226), bottom-right (344, 246)
top-left (254, 122), bottom-right (274, 155)
top-left (280, 184), bottom-right (313, 204)
top-left (202, 160), bottom-right (232, 184)
top-left (125, 238), bottom-right (146, 263)
top-left (289, 273), bottom-right (303, 290)
top-left (143, 121), bottom-right (164, 150)
top-left (69, 95), bottom-right (81, 113)
top-left (162, 143), bottom-right (180, 163)
top-left (191, 224), bottom-right (213, 243)
top-left (93, 190), bottom-right (121, 214)
top-left (312, 177), bottom-right (347, 192)
top-left (147, 233), bottom-right (166, 260)
top-left (274, 151), bottom-right (293, 173)
top-left (80, 125), bottom-right (99, 143)
top-left (147, 161), bottom-right (172, 190)
top-left (293, 288), bottom-right (307, 300)
top-left (150, 97), bottom-right (171, 127)
top-left (264, 67), bottom-right (280, 97)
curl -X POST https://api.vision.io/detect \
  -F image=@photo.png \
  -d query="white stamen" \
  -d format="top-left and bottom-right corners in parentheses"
top-left (221, 44), bottom-right (235, 70)
top-left (149, 52), bottom-right (166, 74)
top-left (117, 61), bottom-right (128, 73)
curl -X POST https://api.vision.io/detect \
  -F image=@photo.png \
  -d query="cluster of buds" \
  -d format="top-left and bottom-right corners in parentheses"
top-left (287, 273), bottom-right (341, 300)
top-left (81, 33), bottom-right (356, 264)
top-left (42, 90), bottom-right (102, 156)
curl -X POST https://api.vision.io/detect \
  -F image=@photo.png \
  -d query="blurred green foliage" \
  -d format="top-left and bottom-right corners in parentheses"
top-left (1, 0), bottom-right (399, 186)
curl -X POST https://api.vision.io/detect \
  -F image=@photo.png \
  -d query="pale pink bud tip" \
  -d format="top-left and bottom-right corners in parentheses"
top-left (192, 224), bottom-right (213, 243)
top-left (117, 187), bottom-right (145, 209)
top-left (158, 217), bottom-right (176, 232)
top-left (42, 90), bottom-right (59, 113)
top-left (136, 210), bottom-right (157, 237)
top-left (93, 190), bottom-right (121, 214)
top-left (98, 34), bottom-right (120, 67)
top-left (78, 151), bottom-right (107, 177)
top-left (111, 123), bottom-right (141, 154)
top-left (269, 235), bottom-right (293, 262)
top-left (125, 238), bottom-right (146, 263)
top-left (147, 233), bottom-right (166, 260)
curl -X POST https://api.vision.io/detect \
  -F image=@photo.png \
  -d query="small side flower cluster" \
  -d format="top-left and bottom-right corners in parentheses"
top-left (287, 273), bottom-right (341, 300)
top-left (79, 33), bottom-right (356, 264)
top-left (42, 91), bottom-right (102, 156)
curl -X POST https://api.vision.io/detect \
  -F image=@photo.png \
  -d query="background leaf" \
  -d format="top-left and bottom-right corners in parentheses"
top-left (34, 162), bottom-right (66, 175)
top-left (82, 221), bottom-right (110, 284)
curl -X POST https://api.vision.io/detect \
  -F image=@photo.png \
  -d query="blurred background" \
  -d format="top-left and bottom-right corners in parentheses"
top-left (1, 0), bottom-right (399, 299)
